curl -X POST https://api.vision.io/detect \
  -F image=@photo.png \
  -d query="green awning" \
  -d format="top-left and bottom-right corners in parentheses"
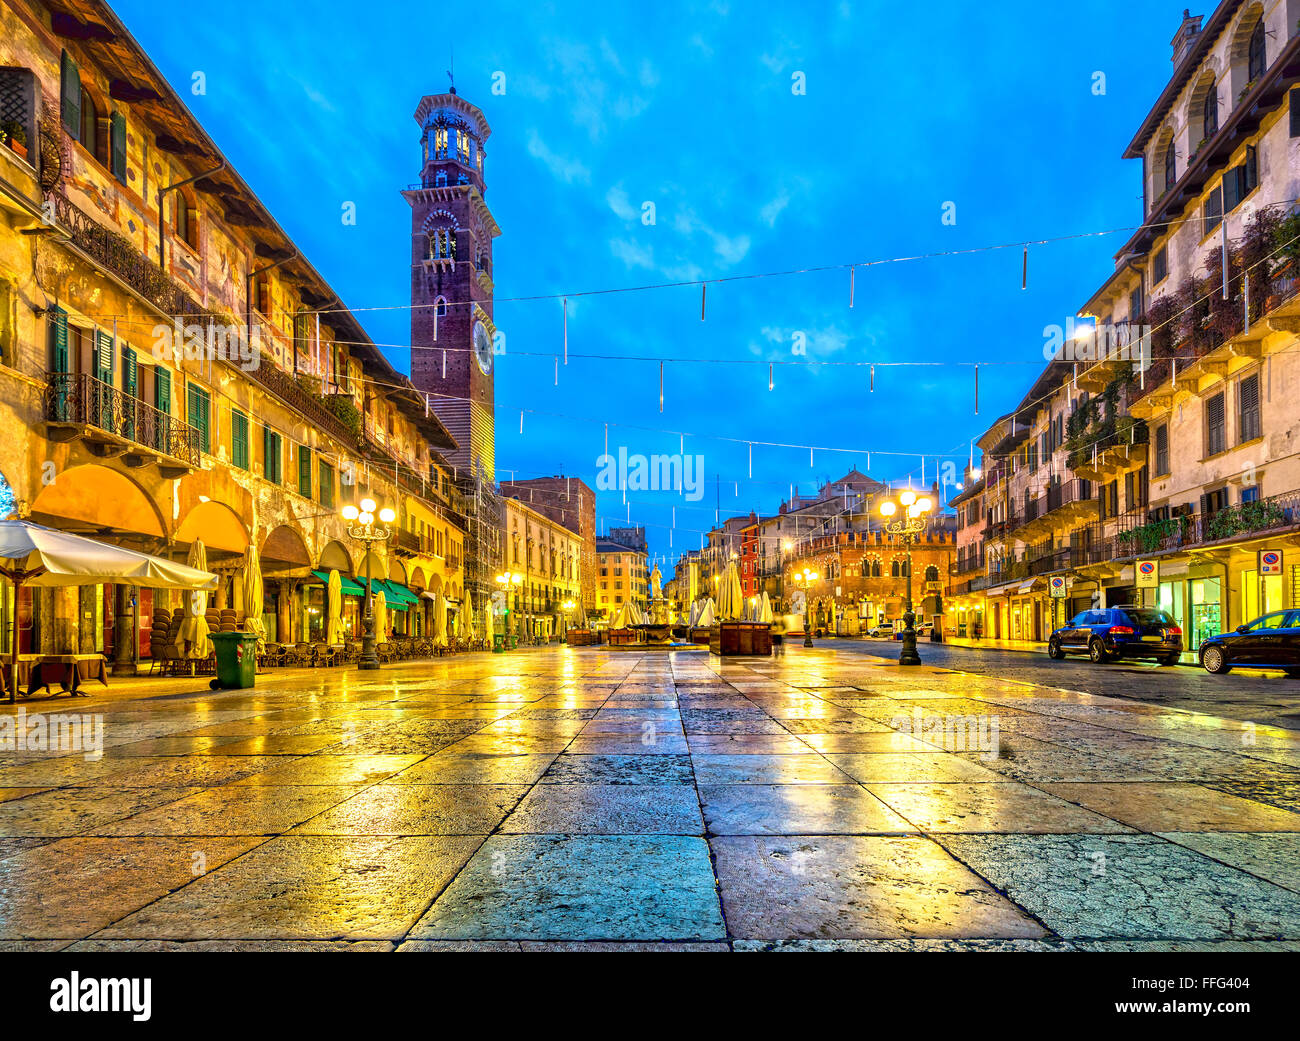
top-left (310, 570), bottom-right (365, 596)
top-left (379, 579), bottom-right (419, 604)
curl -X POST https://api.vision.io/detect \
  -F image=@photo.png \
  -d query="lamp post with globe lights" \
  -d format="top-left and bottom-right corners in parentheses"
top-left (877, 489), bottom-right (934, 666)
top-left (341, 497), bottom-right (396, 670)
top-left (791, 565), bottom-right (819, 648)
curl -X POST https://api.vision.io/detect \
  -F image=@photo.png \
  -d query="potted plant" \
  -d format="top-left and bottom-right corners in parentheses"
top-left (1, 121), bottom-right (27, 161)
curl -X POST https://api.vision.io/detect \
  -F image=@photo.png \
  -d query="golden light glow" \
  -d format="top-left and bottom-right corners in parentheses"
top-left (879, 501), bottom-right (897, 517)
top-left (378, 507), bottom-right (397, 524)
top-left (360, 497), bottom-right (377, 514)
top-left (341, 504), bottom-right (359, 521)
top-left (899, 490), bottom-right (916, 507)
top-left (916, 496), bottom-right (933, 513)
top-left (358, 511), bottom-right (374, 525)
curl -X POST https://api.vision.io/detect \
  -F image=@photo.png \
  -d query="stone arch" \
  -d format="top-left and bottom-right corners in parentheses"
top-left (387, 557), bottom-right (408, 585)
top-left (409, 566), bottom-right (427, 592)
top-left (317, 539), bottom-right (353, 575)
top-left (1188, 70), bottom-right (1220, 148)
top-left (425, 572), bottom-right (444, 596)
top-left (175, 500), bottom-right (249, 562)
top-left (29, 464), bottom-right (166, 541)
top-left (1227, 3), bottom-right (1267, 98)
top-left (261, 524), bottom-right (311, 572)
top-left (1152, 123), bottom-right (1177, 197)
top-left (357, 550), bottom-right (386, 582)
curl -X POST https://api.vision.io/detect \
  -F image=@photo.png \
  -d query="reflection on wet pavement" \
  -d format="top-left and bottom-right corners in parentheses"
top-left (3, 644), bottom-right (1300, 950)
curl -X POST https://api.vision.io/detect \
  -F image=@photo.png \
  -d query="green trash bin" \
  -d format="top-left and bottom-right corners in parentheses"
top-left (210, 631), bottom-right (258, 690)
top-left (492, 633), bottom-right (504, 653)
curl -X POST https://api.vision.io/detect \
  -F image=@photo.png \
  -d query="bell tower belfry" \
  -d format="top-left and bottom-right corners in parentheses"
top-left (404, 90), bottom-right (500, 482)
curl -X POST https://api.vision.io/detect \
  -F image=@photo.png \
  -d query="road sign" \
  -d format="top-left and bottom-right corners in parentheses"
top-left (1136, 559), bottom-right (1159, 588)
top-left (1260, 549), bottom-right (1283, 576)
top-left (1049, 575), bottom-right (1067, 598)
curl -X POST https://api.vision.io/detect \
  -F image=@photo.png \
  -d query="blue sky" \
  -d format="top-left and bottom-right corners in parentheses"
top-left (117, 0), bottom-right (1179, 564)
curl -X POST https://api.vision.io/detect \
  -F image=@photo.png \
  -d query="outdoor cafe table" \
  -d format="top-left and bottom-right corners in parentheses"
top-left (3, 653), bottom-right (108, 702)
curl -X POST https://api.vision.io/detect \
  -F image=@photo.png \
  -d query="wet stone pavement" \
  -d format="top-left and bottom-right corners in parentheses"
top-left (3, 645), bottom-right (1300, 952)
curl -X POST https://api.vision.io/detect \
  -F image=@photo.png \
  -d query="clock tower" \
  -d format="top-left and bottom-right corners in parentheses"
top-left (404, 89), bottom-right (499, 481)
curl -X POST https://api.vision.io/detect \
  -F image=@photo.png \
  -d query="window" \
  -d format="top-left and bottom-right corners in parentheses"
top-left (319, 460), bottom-right (335, 509)
top-left (1154, 423), bottom-right (1169, 475)
top-left (186, 382), bottom-right (210, 453)
top-left (109, 111), bottom-right (127, 184)
top-left (1291, 88), bottom-right (1300, 137)
top-left (1152, 246), bottom-right (1168, 285)
top-left (1163, 139), bottom-right (1176, 191)
top-left (79, 87), bottom-right (98, 160)
top-left (1206, 391), bottom-right (1226, 455)
top-left (1248, 19), bottom-right (1266, 82)
top-left (263, 425), bottom-right (282, 483)
top-left (1202, 81), bottom-right (1218, 137)
top-left (1238, 372), bottom-right (1261, 442)
top-left (297, 444), bottom-right (313, 498)
top-left (1129, 285), bottom-right (1144, 321)
top-left (1224, 146), bottom-right (1259, 211)
top-left (1204, 185), bottom-right (1223, 236)
top-left (155, 368), bottom-right (171, 415)
top-left (231, 410), bottom-right (249, 470)
top-left (60, 50), bottom-right (80, 136)
top-left (94, 329), bottom-right (114, 386)
top-left (1241, 485), bottom-right (1261, 504)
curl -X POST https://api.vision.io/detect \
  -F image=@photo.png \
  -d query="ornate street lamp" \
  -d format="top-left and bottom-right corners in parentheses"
top-left (877, 489), bottom-right (934, 666)
top-left (342, 497), bottom-right (396, 670)
top-left (496, 571), bottom-right (522, 649)
top-left (791, 565), bottom-right (819, 648)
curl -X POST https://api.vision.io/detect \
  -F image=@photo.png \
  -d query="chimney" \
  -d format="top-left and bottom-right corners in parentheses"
top-left (1171, 9), bottom-right (1203, 69)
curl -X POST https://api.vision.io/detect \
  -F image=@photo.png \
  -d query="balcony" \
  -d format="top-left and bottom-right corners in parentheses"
top-left (1114, 492), bottom-right (1300, 558)
top-left (1069, 421), bottom-right (1148, 481)
top-left (42, 372), bottom-right (201, 476)
top-left (1016, 479), bottom-right (1098, 539)
top-left (392, 528), bottom-right (424, 557)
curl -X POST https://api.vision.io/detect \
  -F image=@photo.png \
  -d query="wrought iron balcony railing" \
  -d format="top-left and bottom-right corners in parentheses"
top-left (44, 371), bottom-right (201, 466)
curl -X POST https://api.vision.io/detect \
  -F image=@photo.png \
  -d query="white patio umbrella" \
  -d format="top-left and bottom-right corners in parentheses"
top-left (610, 603), bottom-right (628, 629)
top-left (373, 590), bottom-right (387, 643)
top-left (0, 520), bottom-right (216, 700)
top-left (179, 539), bottom-right (211, 659)
top-left (717, 559), bottom-right (744, 620)
top-left (625, 600), bottom-right (645, 626)
top-left (242, 542), bottom-right (266, 652)
top-left (757, 590), bottom-right (774, 624)
top-left (433, 592), bottom-right (448, 648)
top-left (326, 569), bottom-right (344, 646)
top-left (465, 594), bottom-right (477, 643)
top-left (695, 598), bottom-right (716, 628)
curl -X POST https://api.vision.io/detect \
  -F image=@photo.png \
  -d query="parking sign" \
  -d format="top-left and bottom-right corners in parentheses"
top-left (1260, 550), bottom-right (1283, 576)
top-left (1136, 560), bottom-right (1159, 588)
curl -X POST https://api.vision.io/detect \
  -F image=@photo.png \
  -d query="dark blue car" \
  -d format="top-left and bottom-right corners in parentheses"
top-left (1047, 606), bottom-right (1182, 665)
top-left (1199, 610), bottom-right (1300, 676)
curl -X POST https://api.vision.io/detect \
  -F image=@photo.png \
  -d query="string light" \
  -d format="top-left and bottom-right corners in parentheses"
top-left (849, 265), bottom-right (855, 308)
top-left (700, 282), bottom-right (707, 321)
top-left (1021, 245), bottom-right (1028, 290)
top-left (563, 296), bottom-right (568, 364)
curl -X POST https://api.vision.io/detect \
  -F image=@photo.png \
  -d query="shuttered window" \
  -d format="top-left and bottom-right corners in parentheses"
top-left (155, 368), bottom-right (171, 414)
top-left (122, 347), bottom-right (137, 396)
top-left (298, 444), bottom-right (313, 498)
top-left (262, 426), bottom-right (282, 483)
top-left (1238, 373), bottom-right (1261, 442)
top-left (1291, 88), bottom-right (1300, 137)
top-left (48, 306), bottom-right (69, 373)
top-left (1154, 424), bottom-right (1169, 474)
top-left (1153, 247), bottom-right (1168, 285)
top-left (1206, 391), bottom-right (1226, 456)
top-left (109, 111), bottom-right (127, 184)
top-left (230, 410), bottom-right (249, 470)
top-left (60, 50), bottom-right (80, 134)
top-left (186, 382), bottom-right (211, 454)
top-left (94, 329), bottom-right (114, 385)
top-left (1204, 185), bottom-right (1223, 236)
top-left (319, 460), bottom-right (335, 509)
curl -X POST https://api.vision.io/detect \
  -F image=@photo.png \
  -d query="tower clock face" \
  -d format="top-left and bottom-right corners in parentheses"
top-left (472, 320), bottom-right (493, 375)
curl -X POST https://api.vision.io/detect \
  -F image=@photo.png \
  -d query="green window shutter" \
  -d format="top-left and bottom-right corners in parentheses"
top-left (186, 383), bottom-right (210, 453)
top-left (110, 112), bottom-right (127, 183)
top-left (122, 347), bottom-right (137, 396)
top-left (49, 306), bottom-right (69, 373)
top-left (155, 368), bottom-right (171, 413)
top-left (319, 460), bottom-right (334, 509)
top-left (60, 51), bottom-right (80, 133)
top-left (298, 445), bottom-right (313, 498)
top-left (263, 426), bottom-right (280, 483)
top-left (231, 410), bottom-right (248, 470)
top-left (94, 328), bottom-right (114, 385)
